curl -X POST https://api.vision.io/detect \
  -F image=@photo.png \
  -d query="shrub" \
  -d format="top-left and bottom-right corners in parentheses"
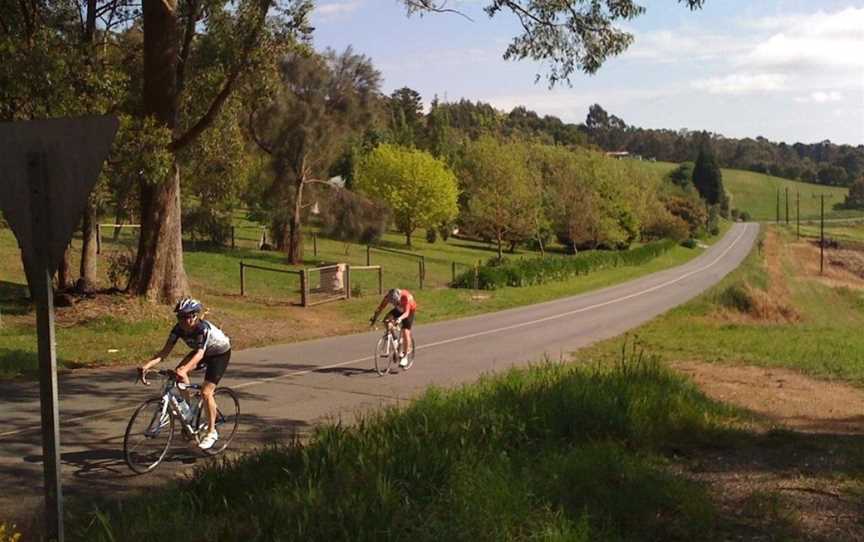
top-left (106, 249), bottom-right (135, 290)
top-left (452, 240), bottom-right (676, 290)
top-left (643, 213), bottom-right (689, 242)
top-left (680, 238), bottom-right (698, 249)
top-left (426, 228), bottom-right (437, 244)
top-left (183, 205), bottom-right (233, 246)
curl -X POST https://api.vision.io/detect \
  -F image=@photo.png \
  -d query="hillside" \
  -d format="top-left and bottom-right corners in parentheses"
top-left (639, 161), bottom-right (853, 221)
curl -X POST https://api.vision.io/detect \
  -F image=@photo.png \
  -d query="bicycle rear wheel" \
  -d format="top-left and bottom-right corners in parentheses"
top-left (196, 387), bottom-right (240, 456)
top-left (124, 398), bottom-right (174, 474)
top-left (375, 336), bottom-right (394, 376)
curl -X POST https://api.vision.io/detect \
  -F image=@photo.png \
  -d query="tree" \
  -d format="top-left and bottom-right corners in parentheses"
top-left (842, 177), bottom-right (864, 209)
top-left (127, 0), bottom-right (312, 301)
top-left (249, 46), bottom-right (382, 263)
top-left (355, 144), bottom-right (459, 246)
top-left (692, 147), bottom-right (725, 207)
top-left (460, 137), bottom-right (540, 260)
top-left (389, 87), bottom-right (424, 147)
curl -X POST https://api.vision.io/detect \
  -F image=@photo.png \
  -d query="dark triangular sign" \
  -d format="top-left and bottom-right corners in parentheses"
top-left (0, 116), bottom-right (119, 278)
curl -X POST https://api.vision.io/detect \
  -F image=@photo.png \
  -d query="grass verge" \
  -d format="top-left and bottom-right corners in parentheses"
top-left (67, 351), bottom-right (745, 541)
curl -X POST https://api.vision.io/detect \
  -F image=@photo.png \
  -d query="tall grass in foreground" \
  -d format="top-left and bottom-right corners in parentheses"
top-left (70, 352), bottom-right (743, 542)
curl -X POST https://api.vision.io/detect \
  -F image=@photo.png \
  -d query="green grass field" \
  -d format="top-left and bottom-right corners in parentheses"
top-left (639, 161), bottom-right (855, 221)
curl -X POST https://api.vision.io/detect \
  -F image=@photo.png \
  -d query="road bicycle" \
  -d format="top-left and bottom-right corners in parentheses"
top-left (123, 368), bottom-right (240, 474)
top-left (373, 319), bottom-right (415, 376)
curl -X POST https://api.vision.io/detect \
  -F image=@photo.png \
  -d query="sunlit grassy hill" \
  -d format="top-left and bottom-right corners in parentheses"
top-left (637, 160), bottom-right (852, 221)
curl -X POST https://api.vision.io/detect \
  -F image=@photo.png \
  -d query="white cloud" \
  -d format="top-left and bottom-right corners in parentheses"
top-left (795, 91), bottom-right (844, 104)
top-left (738, 8), bottom-right (864, 81)
top-left (691, 73), bottom-right (787, 95)
top-left (314, 1), bottom-right (364, 21)
top-left (623, 29), bottom-right (754, 63)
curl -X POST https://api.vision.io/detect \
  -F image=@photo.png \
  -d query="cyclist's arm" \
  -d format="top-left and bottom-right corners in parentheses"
top-left (141, 337), bottom-right (176, 372)
top-left (370, 297), bottom-right (388, 322)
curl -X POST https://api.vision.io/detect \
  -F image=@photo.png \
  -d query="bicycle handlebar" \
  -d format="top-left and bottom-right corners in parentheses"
top-left (138, 368), bottom-right (179, 387)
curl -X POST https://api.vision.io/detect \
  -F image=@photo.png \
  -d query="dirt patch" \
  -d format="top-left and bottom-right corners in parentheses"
top-left (671, 361), bottom-right (864, 541)
top-left (673, 361), bottom-right (864, 435)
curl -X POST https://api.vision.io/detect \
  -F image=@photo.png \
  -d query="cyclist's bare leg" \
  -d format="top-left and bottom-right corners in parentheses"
top-left (402, 328), bottom-right (412, 357)
top-left (201, 381), bottom-right (218, 434)
top-left (175, 352), bottom-right (196, 401)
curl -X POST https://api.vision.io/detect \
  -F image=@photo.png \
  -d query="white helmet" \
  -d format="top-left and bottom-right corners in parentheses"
top-left (174, 297), bottom-right (202, 316)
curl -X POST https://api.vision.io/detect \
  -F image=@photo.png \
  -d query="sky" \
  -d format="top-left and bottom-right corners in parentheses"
top-left (310, 1), bottom-right (864, 146)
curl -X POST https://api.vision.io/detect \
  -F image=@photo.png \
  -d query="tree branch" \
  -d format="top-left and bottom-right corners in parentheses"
top-left (403, 0), bottom-right (473, 21)
top-left (169, 0), bottom-right (271, 152)
top-left (247, 107), bottom-right (274, 155)
top-left (175, 0), bottom-right (198, 99)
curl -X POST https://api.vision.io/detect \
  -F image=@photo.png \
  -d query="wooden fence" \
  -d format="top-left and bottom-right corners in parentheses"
top-left (240, 261), bottom-right (381, 307)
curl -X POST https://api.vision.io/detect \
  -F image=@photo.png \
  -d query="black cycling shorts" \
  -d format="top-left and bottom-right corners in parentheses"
top-left (387, 308), bottom-right (415, 330)
top-left (195, 350), bottom-right (231, 385)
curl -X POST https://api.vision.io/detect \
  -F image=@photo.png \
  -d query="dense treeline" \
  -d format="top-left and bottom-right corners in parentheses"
top-left (585, 104), bottom-right (864, 188)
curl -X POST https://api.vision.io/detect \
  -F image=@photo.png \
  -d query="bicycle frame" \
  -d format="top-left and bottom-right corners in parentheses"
top-left (153, 373), bottom-right (206, 441)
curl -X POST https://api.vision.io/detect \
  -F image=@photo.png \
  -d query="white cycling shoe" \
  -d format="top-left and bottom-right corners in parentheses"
top-left (198, 430), bottom-right (219, 450)
top-left (398, 355), bottom-right (409, 368)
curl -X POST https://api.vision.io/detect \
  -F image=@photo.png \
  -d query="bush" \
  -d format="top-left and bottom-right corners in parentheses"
top-left (183, 205), bottom-right (232, 246)
top-left (680, 238), bottom-right (698, 249)
top-left (106, 249), bottom-right (135, 290)
top-left (642, 213), bottom-right (689, 242)
top-left (739, 211), bottom-right (751, 222)
top-left (452, 240), bottom-right (676, 290)
top-left (425, 228), bottom-right (437, 244)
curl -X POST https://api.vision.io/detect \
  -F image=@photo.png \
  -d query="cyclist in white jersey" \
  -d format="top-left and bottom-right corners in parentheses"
top-left (139, 297), bottom-right (231, 449)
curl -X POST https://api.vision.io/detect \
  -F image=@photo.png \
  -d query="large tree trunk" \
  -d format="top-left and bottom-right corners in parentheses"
top-left (287, 178), bottom-right (304, 264)
top-left (78, 199), bottom-right (98, 292)
top-left (129, 0), bottom-right (189, 302)
top-left (130, 163), bottom-right (189, 300)
top-left (57, 246), bottom-right (71, 290)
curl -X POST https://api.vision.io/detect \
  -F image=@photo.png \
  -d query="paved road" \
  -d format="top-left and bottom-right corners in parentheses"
top-left (0, 222), bottom-right (758, 530)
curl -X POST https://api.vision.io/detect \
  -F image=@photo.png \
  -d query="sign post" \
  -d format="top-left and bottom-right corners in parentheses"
top-left (0, 116), bottom-right (118, 541)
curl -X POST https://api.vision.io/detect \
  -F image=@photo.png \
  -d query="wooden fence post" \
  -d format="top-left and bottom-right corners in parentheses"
top-left (452, 261), bottom-right (456, 284)
top-left (300, 269), bottom-right (308, 307)
top-left (345, 265), bottom-right (351, 299)
top-left (96, 224), bottom-right (102, 255)
top-left (378, 266), bottom-right (383, 294)
top-left (418, 260), bottom-right (424, 290)
top-left (240, 261), bottom-right (245, 296)
top-left (231, 226), bottom-right (235, 249)
top-left (366, 245), bottom-right (371, 266)
top-left (313, 233), bottom-right (318, 257)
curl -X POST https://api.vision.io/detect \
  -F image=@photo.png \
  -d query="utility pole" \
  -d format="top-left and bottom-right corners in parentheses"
top-left (796, 191), bottom-right (800, 240)
top-left (785, 187), bottom-right (789, 224)
top-left (776, 188), bottom-right (780, 223)
top-left (820, 194), bottom-right (825, 274)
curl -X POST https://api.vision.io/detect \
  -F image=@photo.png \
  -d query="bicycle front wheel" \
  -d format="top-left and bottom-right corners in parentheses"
top-left (375, 336), bottom-right (394, 376)
top-left (196, 387), bottom-right (240, 456)
top-left (124, 398), bottom-right (174, 474)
